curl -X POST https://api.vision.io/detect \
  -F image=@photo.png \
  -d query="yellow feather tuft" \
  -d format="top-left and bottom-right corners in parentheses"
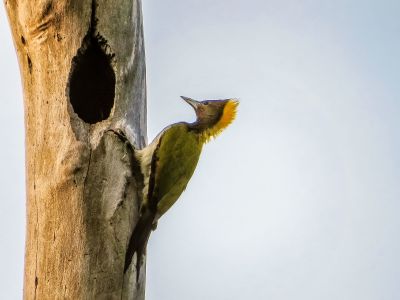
top-left (201, 99), bottom-right (239, 143)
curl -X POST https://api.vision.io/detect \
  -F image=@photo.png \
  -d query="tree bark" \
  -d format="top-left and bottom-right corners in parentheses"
top-left (5, 0), bottom-right (147, 298)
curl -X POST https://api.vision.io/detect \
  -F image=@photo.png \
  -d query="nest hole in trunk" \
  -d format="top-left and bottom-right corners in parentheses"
top-left (68, 31), bottom-right (115, 124)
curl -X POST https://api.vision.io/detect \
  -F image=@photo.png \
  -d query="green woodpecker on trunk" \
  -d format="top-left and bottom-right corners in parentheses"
top-left (124, 96), bottom-right (238, 278)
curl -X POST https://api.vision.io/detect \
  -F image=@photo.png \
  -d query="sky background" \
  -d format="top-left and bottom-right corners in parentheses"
top-left (1, 0), bottom-right (400, 299)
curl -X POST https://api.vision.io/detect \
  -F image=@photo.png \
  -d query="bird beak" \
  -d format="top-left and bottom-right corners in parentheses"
top-left (181, 96), bottom-right (200, 110)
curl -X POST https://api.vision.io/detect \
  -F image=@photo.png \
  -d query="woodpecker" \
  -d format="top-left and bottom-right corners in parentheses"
top-left (124, 96), bottom-right (238, 278)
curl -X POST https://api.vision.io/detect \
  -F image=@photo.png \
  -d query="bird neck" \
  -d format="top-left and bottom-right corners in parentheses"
top-left (188, 120), bottom-right (226, 144)
top-left (187, 119), bottom-right (217, 144)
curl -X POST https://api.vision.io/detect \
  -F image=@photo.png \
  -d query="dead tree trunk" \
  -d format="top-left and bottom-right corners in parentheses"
top-left (5, 0), bottom-right (147, 298)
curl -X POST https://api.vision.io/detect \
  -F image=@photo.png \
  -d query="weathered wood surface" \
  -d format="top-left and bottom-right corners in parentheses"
top-left (5, 0), bottom-right (147, 298)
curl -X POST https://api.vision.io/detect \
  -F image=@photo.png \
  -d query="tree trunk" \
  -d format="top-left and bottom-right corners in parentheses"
top-left (5, 0), bottom-right (147, 298)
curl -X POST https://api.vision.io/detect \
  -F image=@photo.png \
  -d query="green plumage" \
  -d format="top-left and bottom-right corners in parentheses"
top-left (153, 124), bottom-right (202, 217)
top-left (124, 123), bottom-right (203, 275)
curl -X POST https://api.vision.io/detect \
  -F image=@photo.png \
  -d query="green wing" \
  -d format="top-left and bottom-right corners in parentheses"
top-left (152, 123), bottom-right (202, 218)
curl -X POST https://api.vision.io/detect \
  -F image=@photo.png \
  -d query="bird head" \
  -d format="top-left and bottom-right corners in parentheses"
top-left (181, 96), bottom-right (238, 141)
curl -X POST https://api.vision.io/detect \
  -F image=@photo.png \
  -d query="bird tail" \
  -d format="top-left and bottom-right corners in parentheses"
top-left (124, 210), bottom-right (154, 281)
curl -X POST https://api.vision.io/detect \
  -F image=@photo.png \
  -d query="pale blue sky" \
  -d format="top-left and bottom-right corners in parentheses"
top-left (1, 1), bottom-right (400, 299)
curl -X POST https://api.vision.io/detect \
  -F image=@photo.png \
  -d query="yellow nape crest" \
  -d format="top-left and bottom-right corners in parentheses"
top-left (202, 99), bottom-right (239, 142)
